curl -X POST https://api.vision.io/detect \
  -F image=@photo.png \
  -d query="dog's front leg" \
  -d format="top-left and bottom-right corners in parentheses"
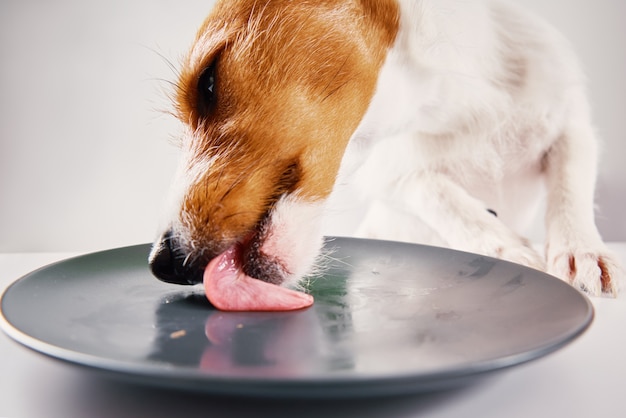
top-left (543, 102), bottom-right (623, 296)
top-left (393, 171), bottom-right (546, 271)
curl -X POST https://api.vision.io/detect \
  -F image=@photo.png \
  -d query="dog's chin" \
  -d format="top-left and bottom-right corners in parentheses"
top-left (194, 220), bottom-right (321, 289)
top-left (247, 195), bottom-right (328, 288)
top-left (241, 235), bottom-right (290, 286)
top-left (207, 225), bottom-right (292, 287)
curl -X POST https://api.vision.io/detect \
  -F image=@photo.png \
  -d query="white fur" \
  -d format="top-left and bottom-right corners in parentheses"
top-left (160, 127), bottom-right (223, 255)
top-left (325, 0), bottom-right (622, 295)
top-left (260, 195), bottom-right (327, 289)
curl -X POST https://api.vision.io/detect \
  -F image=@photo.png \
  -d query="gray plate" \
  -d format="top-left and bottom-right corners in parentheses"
top-left (0, 237), bottom-right (592, 397)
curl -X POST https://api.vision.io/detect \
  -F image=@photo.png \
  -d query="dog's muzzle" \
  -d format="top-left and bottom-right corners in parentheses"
top-left (149, 230), bottom-right (204, 285)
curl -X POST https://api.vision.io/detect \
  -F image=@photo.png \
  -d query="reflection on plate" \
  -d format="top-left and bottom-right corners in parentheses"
top-left (0, 237), bottom-right (592, 397)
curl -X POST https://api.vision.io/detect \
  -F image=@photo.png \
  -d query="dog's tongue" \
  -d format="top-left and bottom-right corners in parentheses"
top-left (203, 246), bottom-right (314, 312)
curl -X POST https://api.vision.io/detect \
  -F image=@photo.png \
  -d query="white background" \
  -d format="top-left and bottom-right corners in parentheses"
top-left (1, 0), bottom-right (624, 253)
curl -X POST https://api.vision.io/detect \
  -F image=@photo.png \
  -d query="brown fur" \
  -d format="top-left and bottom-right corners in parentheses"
top-left (174, 0), bottom-right (400, 258)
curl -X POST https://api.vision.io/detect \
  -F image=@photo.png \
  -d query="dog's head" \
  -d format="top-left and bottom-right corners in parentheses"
top-left (150, 0), bottom-right (398, 287)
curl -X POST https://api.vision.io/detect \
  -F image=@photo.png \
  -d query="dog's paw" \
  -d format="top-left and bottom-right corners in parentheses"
top-left (546, 245), bottom-right (623, 297)
top-left (461, 224), bottom-right (544, 271)
top-left (497, 244), bottom-right (546, 272)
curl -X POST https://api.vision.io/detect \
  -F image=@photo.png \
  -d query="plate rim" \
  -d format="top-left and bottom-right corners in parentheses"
top-left (0, 238), bottom-right (595, 397)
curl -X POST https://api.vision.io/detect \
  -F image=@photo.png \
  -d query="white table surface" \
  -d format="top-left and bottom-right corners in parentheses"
top-left (1, 245), bottom-right (625, 418)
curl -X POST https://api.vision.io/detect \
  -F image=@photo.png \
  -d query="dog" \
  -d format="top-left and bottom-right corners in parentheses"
top-left (149, 0), bottom-right (623, 297)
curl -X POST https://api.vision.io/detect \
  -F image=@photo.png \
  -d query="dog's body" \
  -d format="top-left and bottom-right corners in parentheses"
top-left (150, 0), bottom-right (623, 297)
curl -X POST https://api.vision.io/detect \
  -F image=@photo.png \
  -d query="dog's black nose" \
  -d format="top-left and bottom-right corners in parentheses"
top-left (149, 230), bottom-right (203, 285)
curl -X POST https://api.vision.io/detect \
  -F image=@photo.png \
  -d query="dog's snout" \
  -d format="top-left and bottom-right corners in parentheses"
top-left (149, 230), bottom-right (203, 285)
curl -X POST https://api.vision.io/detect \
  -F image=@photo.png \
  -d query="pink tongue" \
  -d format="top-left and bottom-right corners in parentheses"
top-left (203, 246), bottom-right (314, 312)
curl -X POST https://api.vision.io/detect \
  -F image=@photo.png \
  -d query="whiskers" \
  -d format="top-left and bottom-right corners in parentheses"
top-left (293, 239), bottom-right (357, 292)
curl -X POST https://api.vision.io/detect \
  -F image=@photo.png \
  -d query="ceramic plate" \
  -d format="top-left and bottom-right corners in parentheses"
top-left (0, 237), bottom-right (593, 397)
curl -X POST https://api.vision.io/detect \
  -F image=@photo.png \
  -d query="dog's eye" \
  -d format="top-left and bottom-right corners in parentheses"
top-left (198, 63), bottom-right (217, 111)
